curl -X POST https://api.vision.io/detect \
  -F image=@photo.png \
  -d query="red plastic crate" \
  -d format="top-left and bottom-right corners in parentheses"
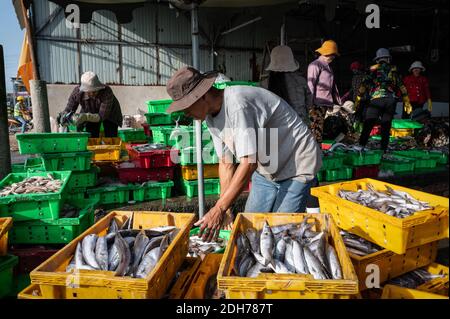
top-left (370, 125), bottom-right (381, 136)
top-left (353, 165), bottom-right (380, 179)
top-left (117, 166), bottom-right (175, 183)
top-left (124, 142), bottom-right (147, 153)
top-left (9, 245), bottom-right (60, 274)
top-left (129, 147), bottom-right (178, 169)
top-left (141, 123), bottom-right (153, 139)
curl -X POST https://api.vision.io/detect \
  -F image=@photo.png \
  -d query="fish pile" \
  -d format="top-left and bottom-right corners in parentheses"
top-left (188, 235), bottom-right (226, 257)
top-left (0, 174), bottom-right (62, 197)
top-left (234, 217), bottom-right (343, 280)
top-left (381, 154), bottom-right (414, 163)
top-left (132, 143), bottom-right (167, 153)
top-left (340, 230), bottom-right (382, 256)
top-left (387, 268), bottom-right (447, 289)
top-left (338, 183), bottom-right (433, 218)
top-left (66, 214), bottom-right (180, 278)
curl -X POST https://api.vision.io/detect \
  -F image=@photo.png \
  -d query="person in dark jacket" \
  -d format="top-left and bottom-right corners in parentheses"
top-left (266, 45), bottom-right (311, 124)
top-left (61, 71), bottom-right (123, 137)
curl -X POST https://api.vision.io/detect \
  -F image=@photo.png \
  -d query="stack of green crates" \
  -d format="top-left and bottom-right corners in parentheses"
top-left (145, 99), bottom-right (191, 126)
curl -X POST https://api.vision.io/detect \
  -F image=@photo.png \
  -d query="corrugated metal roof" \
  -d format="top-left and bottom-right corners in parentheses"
top-left (81, 43), bottom-right (120, 84)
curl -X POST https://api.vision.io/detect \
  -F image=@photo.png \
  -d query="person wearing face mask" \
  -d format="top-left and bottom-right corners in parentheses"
top-left (59, 71), bottom-right (123, 137)
top-left (307, 40), bottom-right (342, 144)
top-left (402, 61), bottom-right (432, 119)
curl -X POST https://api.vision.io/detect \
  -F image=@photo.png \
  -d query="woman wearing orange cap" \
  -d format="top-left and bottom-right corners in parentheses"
top-left (307, 40), bottom-right (342, 143)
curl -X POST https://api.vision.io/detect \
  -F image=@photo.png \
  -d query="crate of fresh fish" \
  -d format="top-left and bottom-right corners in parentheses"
top-left (11, 157), bottom-right (46, 173)
top-left (217, 213), bottom-right (359, 299)
top-left (188, 227), bottom-right (230, 256)
top-left (184, 253), bottom-right (223, 299)
top-left (0, 171), bottom-right (72, 222)
top-left (117, 165), bottom-right (175, 183)
top-left (390, 128), bottom-right (415, 138)
top-left (9, 245), bottom-right (61, 274)
top-left (146, 99), bottom-right (173, 113)
top-left (29, 211), bottom-right (195, 299)
top-left (118, 128), bottom-right (148, 143)
top-left (9, 198), bottom-right (97, 245)
top-left (341, 230), bottom-right (438, 291)
top-left (168, 257), bottom-right (202, 299)
top-left (380, 155), bottom-right (415, 173)
top-left (311, 178), bottom-right (449, 254)
top-left (41, 151), bottom-right (93, 172)
top-left (66, 167), bottom-right (99, 191)
top-left (129, 144), bottom-right (178, 169)
top-left (381, 263), bottom-right (449, 299)
top-left (181, 164), bottom-right (219, 181)
top-left (131, 181), bottom-right (174, 202)
top-left (0, 254), bottom-right (19, 298)
top-left (0, 217), bottom-right (13, 256)
top-left (181, 178), bottom-right (221, 198)
top-left (392, 150), bottom-right (438, 169)
top-left (87, 138), bottom-right (122, 162)
top-left (16, 133), bottom-right (90, 155)
top-left (323, 166), bottom-right (353, 182)
top-left (86, 184), bottom-right (133, 205)
top-left (321, 152), bottom-right (346, 170)
top-left (179, 147), bottom-right (219, 165)
top-left (352, 165), bottom-right (379, 179)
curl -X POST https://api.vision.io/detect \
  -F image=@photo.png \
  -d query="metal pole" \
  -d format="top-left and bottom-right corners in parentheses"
top-left (191, 5), bottom-right (205, 219)
top-left (280, 23), bottom-right (285, 45)
top-left (0, 45), bottom-right (12, 180)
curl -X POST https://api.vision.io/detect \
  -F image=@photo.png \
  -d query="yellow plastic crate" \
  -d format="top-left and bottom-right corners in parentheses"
top-left (0, 217), bottom-right (13, 256)
top-left (169, 257), bottom-right (202, 299)
top-left (415, 263), bottom-right (449, 296)
top-left (311, 178), bottom-right (449, 254)
top-left (390, 128), bottom-right (414, 138)
top-left (87, 138), bottom-right (122, 162)
top-left (29, 211), bottom-right (195, 299)
top-left (350, 241), bottom-right (438, 291)
top-left (18, 284), bottom-right (45, 299)
top-left (185, 253), bottom-right (223, 299)
top-left (217, 213), bottom-right (359, 299)
top-left (181, 164), bottom-right (219, 181)
top-left (381, 284), bottom-right (448, 299)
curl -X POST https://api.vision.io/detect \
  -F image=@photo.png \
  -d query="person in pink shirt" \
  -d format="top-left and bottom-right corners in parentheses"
top-left (402, 61), bottom-right (432, 119)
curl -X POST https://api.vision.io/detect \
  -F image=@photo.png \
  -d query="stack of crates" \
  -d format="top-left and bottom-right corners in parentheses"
top-left (390, 119), bottom-right (423, 138)
top-left (311, 178), bottom-right (449, 299)
top-left (332, 149), bottom-right (383, 181)
top-left (0, 218), bottom-right (18, 298)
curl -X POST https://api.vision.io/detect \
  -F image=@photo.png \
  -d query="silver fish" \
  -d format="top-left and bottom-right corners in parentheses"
top-left (274, 237), bottom-right (287, 262)
top-left (131, 231), bottom-right (150, 276)
top-left (270, 259), bottom-right (293, 274)
top-left (292, 240), bottom-right (309, 274)
top-left (108, 241), bottom-right (120, 271)
top-left (108, 219), bottom-right (119, 234)
top-left (252, 251), bottom-right (269, 266)
top-left (260, 221), bottom-right (274, 266)
top-left (246, 262), bottom-right (267, 278)
top-left (114, 234), bottom-right (131, 276)
top-left (307, 232), bottom-right (329, 271)
top-left (95, 236), bottom-right (109, 271)
top-left (239, 254), bottom-right (255, 277)
top-left (82, 234), bottom-right (100, 269)
top-left (245, 228), bottom-right (260, 253)
top-left (284, 240), bottom-right (296, 273)
top-left (136, 235), bottom-right (169, 278)
top-left (326, 244), bottom-right (343, 279)
top-left (303, 246), bottom-right (329, 280)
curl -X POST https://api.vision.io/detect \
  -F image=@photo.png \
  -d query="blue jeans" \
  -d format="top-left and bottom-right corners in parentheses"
top-left (15, 116), bottom-right (27, 133)
top-left (244, 171), bottom-right (314, 213)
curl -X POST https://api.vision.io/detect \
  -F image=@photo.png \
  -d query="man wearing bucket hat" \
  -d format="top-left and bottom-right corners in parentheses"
top-left (307, 40), bottom-right (342, 143)
top-left (266, 45), bottom-right (311, 123)
top-left (355, 48), bottom-right (412, 152)
top-left (402, 61), bottom-right (432, 119)
top-left (165, 66), bottom-right (321, 241)
top-left (60, 71), bottom-right (123, 137)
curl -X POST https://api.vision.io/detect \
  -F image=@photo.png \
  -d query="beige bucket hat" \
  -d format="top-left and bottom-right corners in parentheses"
top-left (266, 45), bottom-right (299, 72)
top-left (80, 71), bottom-right (105, 92)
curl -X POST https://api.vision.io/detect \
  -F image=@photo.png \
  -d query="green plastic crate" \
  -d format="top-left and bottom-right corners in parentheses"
top-left (179, 147), bottom-right (219, 165)
top-left (0, 254), bottom-right (19, 298)
top-left (336, 150), bottom-right (383, 166)
top-left (213, 81), bottom-right (259, 90)
top-left (118, 128), bottom-right (148, 143)
top-left (146, 99), bottom-right (173, 113)
top-left (41, 151), bottom-right (92, 172)
top-left (171, 126), bottom-right (214, 149)
top-left (380, 156), bottom-right (415, 173)
top-left (86, 184), bottom-right (132, 205)
top-left (391, 119), bottom-right (424, 129)
top-left (145, 112), bottom-right (187, 126)
top-left (16, 133), bottom-right (90, 155)
top-left (66, 189), bottom-right (87, 201)
top-left (181, 178), bottom-right (221, 198)
top-left (321, 153), bottom-right (345, 170)
top-left (150, 125), bottom-right (177, 146)
top-left (66, 167), bottom-right (99, 191)
top-left (316, 170), bottom-right (324, 183)
top-left (11, 157), bottom-right (46, 173)
top-left (189, 227), bottom-right (231, 254)
top-left (324, 166), bottom-right (353, 182)
top-left (428, 151), bottom-right (448, 165)
top-left (7, 273), bottom-right (30, 297)
top-left (0, 171), bottom-right (72, 222)
top-left (132, 181), bottom-right (174, 202)
top-left (9, 198), bottom-right (97, 245)
top-left (392, 150), bottom-right (438, 169)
